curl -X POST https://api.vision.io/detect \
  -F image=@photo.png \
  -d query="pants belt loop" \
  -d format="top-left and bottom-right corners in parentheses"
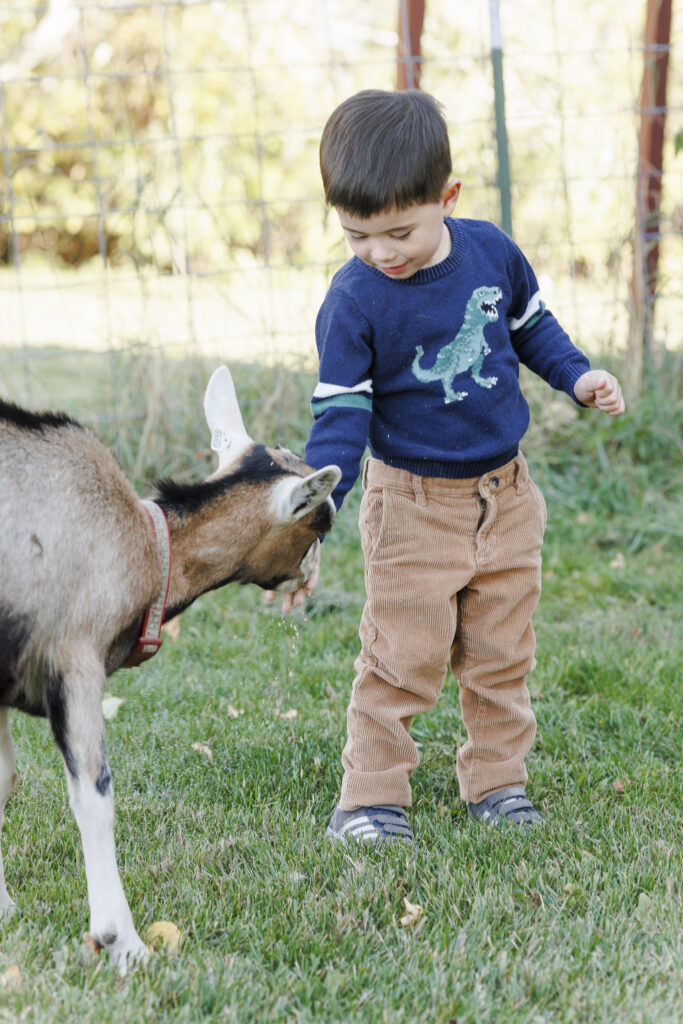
top-left (362, 457), bottom-right (371, 489)
top-left (412, 474), bottom-right (427, 506)
top-left (514, 453), bottom-right (529, 494)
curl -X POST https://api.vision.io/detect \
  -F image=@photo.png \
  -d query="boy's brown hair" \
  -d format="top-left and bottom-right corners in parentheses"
top-left (320, 89), bottom-right (452, 217)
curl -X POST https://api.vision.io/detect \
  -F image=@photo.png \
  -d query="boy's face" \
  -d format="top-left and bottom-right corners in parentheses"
top-left (337, 180), bottom-right (460, 280)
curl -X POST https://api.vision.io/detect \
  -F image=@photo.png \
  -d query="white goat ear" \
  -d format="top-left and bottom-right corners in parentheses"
top-left (272, 465), bottom-right (341, 523)
top-left (203, 365), bottom-right (254, 468)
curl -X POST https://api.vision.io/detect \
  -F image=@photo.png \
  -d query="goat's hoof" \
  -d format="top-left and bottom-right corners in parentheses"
top-left (111, 937), bottom-right (150, 976)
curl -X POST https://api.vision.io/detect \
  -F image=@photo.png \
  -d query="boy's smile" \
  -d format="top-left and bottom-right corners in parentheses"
top-left (337, 180), bottom-right (461, 280)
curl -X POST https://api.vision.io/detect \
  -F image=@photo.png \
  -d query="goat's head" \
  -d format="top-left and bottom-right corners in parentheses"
top-left (199, 365), bottom-right (341, 593)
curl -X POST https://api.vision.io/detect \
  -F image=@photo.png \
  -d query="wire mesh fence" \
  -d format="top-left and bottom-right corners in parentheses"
top-left (1, 0), bottom-right (681, 473)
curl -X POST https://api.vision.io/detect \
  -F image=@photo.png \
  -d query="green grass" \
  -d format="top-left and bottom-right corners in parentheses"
top-left (1, 355), bottom-right (681, 1023)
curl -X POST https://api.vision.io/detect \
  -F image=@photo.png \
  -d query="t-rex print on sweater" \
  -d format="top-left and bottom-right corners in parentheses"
top-left (412, 285), bottom-right (502, 402)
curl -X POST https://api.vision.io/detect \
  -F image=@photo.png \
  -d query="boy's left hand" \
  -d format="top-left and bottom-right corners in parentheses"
top-left (574, 370), bottom-right (625, 416)
top-left (264, 538), bottom-right (321, 615)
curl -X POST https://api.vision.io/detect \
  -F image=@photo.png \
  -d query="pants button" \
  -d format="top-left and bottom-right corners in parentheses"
top-left (489, 476), bottom-right (499, 489)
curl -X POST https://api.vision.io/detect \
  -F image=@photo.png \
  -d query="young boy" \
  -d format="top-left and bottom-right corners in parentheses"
top-left (277, 89), bottom-right (624, 843)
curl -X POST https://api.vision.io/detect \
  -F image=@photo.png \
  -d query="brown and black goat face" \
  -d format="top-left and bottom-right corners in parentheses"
top-left (233, 445), bottom-right (338, 592)
top-left (203, 367), bottom-right (341, 592)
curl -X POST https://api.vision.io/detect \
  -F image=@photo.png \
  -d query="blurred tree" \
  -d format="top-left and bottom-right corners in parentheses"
top-left (0, 2), bottom-right (331, 271)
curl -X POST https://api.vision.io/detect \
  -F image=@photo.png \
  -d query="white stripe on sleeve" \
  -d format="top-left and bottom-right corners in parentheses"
top-left (313, 379), bottom-right (373, 399)
top-left (507, 291), bottom-right (542, 331)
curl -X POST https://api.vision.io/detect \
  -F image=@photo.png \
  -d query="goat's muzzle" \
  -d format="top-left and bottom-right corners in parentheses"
top-left (272, 540), bottom-right (318, 593)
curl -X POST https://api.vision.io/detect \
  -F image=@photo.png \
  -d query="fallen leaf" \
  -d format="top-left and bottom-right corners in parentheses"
top-left (162, 618), bottom-right (181, 640)
top-left (635, 892), bottom-right (656, 923)
top-left (101, 695), bottom-right (124, 720)
top-left (525, 890), bottom-right (544, 911)
top-left (609, 552), bottom-right (626, 570)
top-left (278, 708), bottom-right (298, 720)
top-left (0, 965), bottom-right (22, 988)
top-left (221, 702), bottom-right (244, 718)
top-left (145, 920), bottom-right (183, 953)
top-left (191, 742), bottom-right (213, 761)
top-left (82, 931), bottom-right (103, 954)
top-left (613, 776), bottom-right (631, 794)
top-left (399, 897), bottom-right (424, 928)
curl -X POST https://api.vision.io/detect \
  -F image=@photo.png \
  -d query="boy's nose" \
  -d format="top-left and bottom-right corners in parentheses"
top-left (370, 239), bottom-right (397, 263)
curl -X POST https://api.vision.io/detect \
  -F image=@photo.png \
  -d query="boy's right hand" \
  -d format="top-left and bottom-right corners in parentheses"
top-left (265, 538), bottom-right (322, 615)
top-left (574, 370), bottom-right (625, 416)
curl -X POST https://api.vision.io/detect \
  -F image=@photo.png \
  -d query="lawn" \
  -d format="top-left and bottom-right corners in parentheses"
top-left (0, 355), bottom-right (681, 1023)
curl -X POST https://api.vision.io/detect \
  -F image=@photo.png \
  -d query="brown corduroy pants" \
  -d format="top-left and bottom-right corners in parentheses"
top-left (339, 453), bottom-right (547, 810)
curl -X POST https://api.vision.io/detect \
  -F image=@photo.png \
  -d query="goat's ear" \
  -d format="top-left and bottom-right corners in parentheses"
top-left (271, 466), bottom-right (341, 523)
top-left (204, 365), bottom-right (254, 469)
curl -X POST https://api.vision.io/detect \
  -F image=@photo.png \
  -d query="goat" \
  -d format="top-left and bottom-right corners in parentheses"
top-left (0, 365), bottom-right (340, 973)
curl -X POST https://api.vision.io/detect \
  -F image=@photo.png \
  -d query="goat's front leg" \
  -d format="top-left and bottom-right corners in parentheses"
top-left (46, 660), bottom-right (148, 974)
top-left (0, 708), bottom-right (17, 916)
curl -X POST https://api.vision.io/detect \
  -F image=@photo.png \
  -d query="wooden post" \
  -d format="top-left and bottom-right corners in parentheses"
top-left (397, 0), bottom-right (425, 90)
top-left (628, 0), bottom-right (671, 395)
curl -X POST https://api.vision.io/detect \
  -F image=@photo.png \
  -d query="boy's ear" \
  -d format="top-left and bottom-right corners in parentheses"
top-left (441, 179), bottom-right (461, 215)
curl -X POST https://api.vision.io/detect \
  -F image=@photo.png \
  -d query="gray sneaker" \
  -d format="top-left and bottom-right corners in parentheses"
top-left (327, 805), bottom-right (414, 844)
top-left (467, 786), bottom-right (543, 826)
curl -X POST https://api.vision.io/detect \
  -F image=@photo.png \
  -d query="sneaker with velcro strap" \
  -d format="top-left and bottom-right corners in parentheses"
top-left (467, 785), bottom-right (543, 826)
top-left (326, 804), bottom-right (414, 844)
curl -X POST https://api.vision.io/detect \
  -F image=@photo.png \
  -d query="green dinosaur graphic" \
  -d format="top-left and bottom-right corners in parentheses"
top-left (412, 285), bottom-right (502, 403)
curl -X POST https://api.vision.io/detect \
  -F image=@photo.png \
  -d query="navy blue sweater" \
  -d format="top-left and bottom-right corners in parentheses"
top-left (305, 218), bottom-right (590, 509)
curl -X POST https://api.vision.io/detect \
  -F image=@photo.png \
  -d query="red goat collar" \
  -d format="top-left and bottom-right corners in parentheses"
top-left (123, 500), bottom-right (172, 668)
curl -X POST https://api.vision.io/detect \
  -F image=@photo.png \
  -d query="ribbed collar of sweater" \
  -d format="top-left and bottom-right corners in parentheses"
top-left (360, 218), bottom-right (465, 286)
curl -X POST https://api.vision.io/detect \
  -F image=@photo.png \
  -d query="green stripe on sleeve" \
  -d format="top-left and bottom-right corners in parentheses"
top-left (311, 394), bottom-right (373, 416)
top-left (518, 302), bottom-right (546, 332)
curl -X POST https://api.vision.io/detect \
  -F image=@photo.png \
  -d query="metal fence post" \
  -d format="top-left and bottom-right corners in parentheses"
top-left (489, 0), bottom-right (512, 236)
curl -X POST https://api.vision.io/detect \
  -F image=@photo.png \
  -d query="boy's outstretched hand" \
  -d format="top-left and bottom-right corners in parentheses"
top-left (265, 538), bottom-right (321, 615)
top-left (574, 370), bottom-right (625, 416)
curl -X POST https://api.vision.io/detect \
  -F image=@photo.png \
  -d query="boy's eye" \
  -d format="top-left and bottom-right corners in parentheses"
top-left (392, 231), bottom-right (411, 240)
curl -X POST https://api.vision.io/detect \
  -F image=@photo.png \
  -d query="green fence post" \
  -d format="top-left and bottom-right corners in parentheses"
top-left (489, 0), bottom-right (512, 236)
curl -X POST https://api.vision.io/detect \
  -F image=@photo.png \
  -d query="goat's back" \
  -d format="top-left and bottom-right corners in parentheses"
top-left (0, 402), bottom-right (161, 701)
